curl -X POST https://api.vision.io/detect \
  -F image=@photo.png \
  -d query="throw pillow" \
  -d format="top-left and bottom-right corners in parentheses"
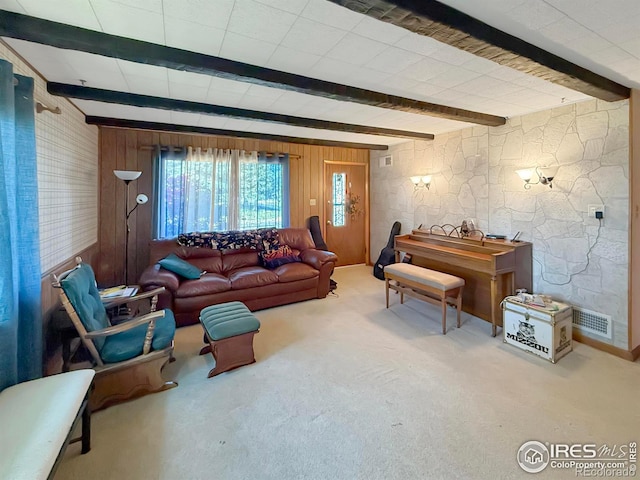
top-left (158, 253), bottom-right (203, 279)
top-left (260, 244), bottom-right (301, 269)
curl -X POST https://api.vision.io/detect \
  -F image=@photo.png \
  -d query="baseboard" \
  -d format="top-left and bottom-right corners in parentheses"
top-left (573, 331), bottom-right (636, 361)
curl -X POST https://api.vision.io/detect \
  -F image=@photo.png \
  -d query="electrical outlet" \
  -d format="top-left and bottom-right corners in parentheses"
top-left (588, 204), bottom-right (604, 218)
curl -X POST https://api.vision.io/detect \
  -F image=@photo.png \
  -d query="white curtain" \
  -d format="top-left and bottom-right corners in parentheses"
top-left (182, 147), bottom-right (258, 232)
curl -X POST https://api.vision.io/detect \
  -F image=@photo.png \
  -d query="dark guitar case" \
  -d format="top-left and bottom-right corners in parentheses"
top-left (373, 221), bottom-right (401, 280)
top-left (308, 216), bottom-right (336, 291)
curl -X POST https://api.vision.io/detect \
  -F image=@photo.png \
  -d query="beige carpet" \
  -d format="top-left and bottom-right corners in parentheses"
top-left (57, 265), bottom-right (639, 480)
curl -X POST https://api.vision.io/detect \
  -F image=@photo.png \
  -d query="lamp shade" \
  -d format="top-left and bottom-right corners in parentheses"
top-left (410, 176), bottom-right (422, 185)
top-left (421, 175), bottom-right (432, 185)
top-left (539, 165), bottom-right (559, 180)
top-left (114, 170), bottom-right (142, 181)
top-left (136, 194), bottom-right (149, 205)
top-left (516, 169), bottom-right (534, 182)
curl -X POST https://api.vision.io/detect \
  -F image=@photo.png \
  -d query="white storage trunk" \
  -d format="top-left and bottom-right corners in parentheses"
top-left (502, 298), bottom-right (573, 363)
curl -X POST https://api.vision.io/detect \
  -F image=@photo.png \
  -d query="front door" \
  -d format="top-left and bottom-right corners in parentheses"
top-left (324, 162), bottom-right (367, 266)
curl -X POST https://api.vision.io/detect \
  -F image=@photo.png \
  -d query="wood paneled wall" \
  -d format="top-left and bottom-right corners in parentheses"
top-left (98, 127), bottom-right (370, 285)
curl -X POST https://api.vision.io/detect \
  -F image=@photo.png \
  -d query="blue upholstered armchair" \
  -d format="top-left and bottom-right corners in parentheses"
top-left (53, 258), bottom-right (177, 410)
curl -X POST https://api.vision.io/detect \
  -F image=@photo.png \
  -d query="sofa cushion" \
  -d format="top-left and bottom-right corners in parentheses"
top-left (228, 266), bottom-right (278, 290)
top-left (175, 273), bottom-right (231, 298)
top-left (275, 262), bottom-right (318, 283)
top-left (260, 244), bottom-right (301, 269)
top-left (277, 228), bottom-right (315, 251)
top-left (222, 251), bottom-right (260, 272)
top-left (159, 253), bottom-right (203, 279)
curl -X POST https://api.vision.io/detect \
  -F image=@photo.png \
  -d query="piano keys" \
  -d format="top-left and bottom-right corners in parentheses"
top-left (394, 229), bottom-right (532, 336)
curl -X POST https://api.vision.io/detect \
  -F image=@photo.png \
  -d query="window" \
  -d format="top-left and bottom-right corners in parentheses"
top-left (154, 147), bottom-right (289, 239)
top-left (332, 172), bottom-right (346, 227)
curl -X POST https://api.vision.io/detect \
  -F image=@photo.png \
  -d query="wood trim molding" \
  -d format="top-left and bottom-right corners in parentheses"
top-left (573, 330), bottom-right (637, 362)
top-left (328, 0), bottom-right (630, 101)
top-left (0, 10), bottom-right (506, 126)
top-left (49, 82), bottom-right (434, 141)
top-left (86, 116), bottom-right (390, 150)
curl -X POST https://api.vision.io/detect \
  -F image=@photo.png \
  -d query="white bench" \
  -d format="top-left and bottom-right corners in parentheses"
top-left (384, 263), bottom-right (465, 334)
top-left (0, 369), bottom-right (95, 480)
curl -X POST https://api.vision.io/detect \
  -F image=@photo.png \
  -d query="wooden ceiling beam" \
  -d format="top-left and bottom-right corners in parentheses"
top-left (48, 82), bottom-right (435, 141)
top-left (0, 10), bottom-right (506, 126)
top-left (327, 0), bottom-right (629, 101)
top-left (85, 116), bottom-right (390, 150)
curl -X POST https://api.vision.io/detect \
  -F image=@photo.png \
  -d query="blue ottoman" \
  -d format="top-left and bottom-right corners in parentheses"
top-left (199, 301), bottom-right (261, 377)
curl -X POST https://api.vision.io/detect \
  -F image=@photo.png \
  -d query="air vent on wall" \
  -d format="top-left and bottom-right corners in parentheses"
top-left (572, 307), bottom-right (611, 339)
top-left (379, 155), bottom-right (393, 168)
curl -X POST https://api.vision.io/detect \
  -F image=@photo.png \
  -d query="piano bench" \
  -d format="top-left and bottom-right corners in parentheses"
top-left (384, 263), bottom-right (465, 335)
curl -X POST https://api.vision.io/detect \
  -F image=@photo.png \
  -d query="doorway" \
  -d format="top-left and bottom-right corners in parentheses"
top-left (324, 161), bottom-right (368, 266)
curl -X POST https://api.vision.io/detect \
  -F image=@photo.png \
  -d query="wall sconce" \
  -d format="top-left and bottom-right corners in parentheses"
top-left (410, 175), bottom-right (432, 191)
top-left (516, 165), bottom-right (559, 189)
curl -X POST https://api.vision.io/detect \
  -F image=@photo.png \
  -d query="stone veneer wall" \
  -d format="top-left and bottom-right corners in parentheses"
top-left (370, 99), bottom-right (629, 349)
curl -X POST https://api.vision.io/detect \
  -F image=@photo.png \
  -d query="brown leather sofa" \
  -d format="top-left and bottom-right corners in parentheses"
top-left (138, 228), bottom-right (338, 327)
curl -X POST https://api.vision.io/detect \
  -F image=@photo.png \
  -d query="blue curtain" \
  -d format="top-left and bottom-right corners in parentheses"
top-left (0, 60), bottom-right (42, 391)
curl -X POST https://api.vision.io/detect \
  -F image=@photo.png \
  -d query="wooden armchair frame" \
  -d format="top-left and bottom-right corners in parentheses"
top-left (52, 258), bottom-right (177, 411)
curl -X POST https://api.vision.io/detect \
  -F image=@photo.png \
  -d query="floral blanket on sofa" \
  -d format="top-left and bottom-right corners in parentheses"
top-left (177, 228), bottom-right (280, 251)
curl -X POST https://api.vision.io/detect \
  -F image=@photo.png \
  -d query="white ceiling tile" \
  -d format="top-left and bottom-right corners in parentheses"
top-left (301, 0), bottom-right (363, 31)
top-left (116, 60), bottom-right (166, 78)
top-left (504, 2), bottom-right (567, 30)
top-left (244, 84), bottom-right (286, 101)
top-left (198, 116), bottom-right (229, 129)
top-left (351, 16), bottom-right (409, 45)
top-left (252, 0), bottom-right (308, 15)
top-left (309, 58), bottom-right (359, 83)
top-left (461, 57), bottom-right (502, 75)
top-left (227, 0), bottom-right (297, 43)
top-left (205, 90), bottom-right (245, 107)
top-left (0, 0), bottom-right (26, 13)
top-left (238, 95), bottom-right (281, 111)
top-left (207, 77), bottom-right (251, 96)
top-left (164, 18), bottom-right (225, 56)
top-left (537, 17), bottom-right (591, 44)
top-left (91, 0), bottom-right (165, 44)
top-left (486, 66), bottom-right (531, 82)
top-left (596, 17), bottom-right (640, 45)
top-left (428, 45), bottom-right (474, 66)
top-left (167, 69), bottom-right (212, 89)
top-left (397, 57), bottom-right (453, 82)
top-left (407, 82), bottom-right (447, 99)
top-left (107, 0), bottom-right (162, 13)
top-left (347, 68), bottom-right (392, 89)
top-left (219, 32), bottom-right (278, 67)
top-left (325, 33), bottom-right (388, 67)
top-left (427, 68), bottom-right (480, 88)
top-left (17, 0), bottom-right (100, 30)
top-left (168, 82), bottom-right (210, 103)
top-left (280, 17), bottom-right (348, 56)
top-left (393, 33), bottom-right (441, 57)
top-left (162, 0), bottom-right (235, 29)
top-left (380, 76), bottom-right (421, 94)
top-left (170, 111), bottom-right (201, 125)
top-left (266, 46), bottom-right (322, 74)
top-left (366, 47), bottom-right (423, 73)
top-left (124, 74), bottom-right (169, 97)
top-left (269, 91), bottom-right (314, 115)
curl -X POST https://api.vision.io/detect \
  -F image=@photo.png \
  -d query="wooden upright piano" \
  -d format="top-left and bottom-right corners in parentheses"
top-left (394, 230), bottom-right (532, 336)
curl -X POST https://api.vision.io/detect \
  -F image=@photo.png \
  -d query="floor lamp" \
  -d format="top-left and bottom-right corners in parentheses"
top-left (114, 170), bottom-right (148, 284)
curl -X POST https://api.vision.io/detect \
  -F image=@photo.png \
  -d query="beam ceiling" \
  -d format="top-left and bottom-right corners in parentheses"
top-left (48, 83), bottom-right (435, 141)
top-left (0, 10), bottom-right (506, 127)
top-left (327, 0), bottom-right (630, 102)
top-left (85, 117), bottom-right (390, 150)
